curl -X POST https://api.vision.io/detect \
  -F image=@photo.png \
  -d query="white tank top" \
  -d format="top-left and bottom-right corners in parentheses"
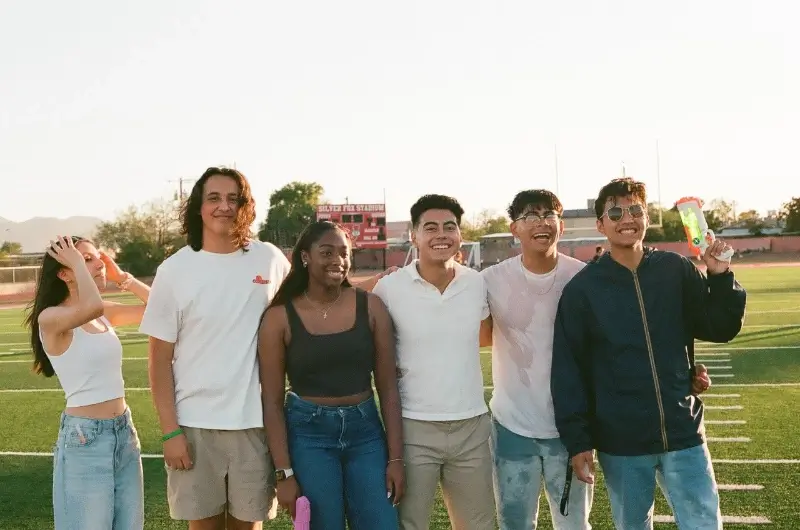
top-left (41, 316), bottom-right (126, 407)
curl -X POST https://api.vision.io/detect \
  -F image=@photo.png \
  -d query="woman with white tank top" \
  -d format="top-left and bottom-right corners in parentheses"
top-left (24, 235), bottom-right (151, 530)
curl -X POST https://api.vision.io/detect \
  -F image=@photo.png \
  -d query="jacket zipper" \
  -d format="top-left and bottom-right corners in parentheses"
top-left (632, 270), bottom-right (669, 452)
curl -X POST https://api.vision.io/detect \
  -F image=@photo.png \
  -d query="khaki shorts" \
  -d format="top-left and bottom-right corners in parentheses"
top-left (166, 427), bottom-right (277, 522)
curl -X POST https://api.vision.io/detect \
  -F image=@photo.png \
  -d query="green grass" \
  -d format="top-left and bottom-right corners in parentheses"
top-left (1, 264), bottom-right (799, 528)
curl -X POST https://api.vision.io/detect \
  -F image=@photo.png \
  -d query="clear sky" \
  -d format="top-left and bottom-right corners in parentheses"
top-left (1, 0), bottom-right (797, 225)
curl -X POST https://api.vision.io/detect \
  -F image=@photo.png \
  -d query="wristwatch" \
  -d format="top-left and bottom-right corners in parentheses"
top-left (275, 468), bottom-right (294, 481)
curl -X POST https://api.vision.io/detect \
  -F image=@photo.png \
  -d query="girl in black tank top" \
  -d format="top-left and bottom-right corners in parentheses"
top-left (257, 221), bottom-right (404, 529)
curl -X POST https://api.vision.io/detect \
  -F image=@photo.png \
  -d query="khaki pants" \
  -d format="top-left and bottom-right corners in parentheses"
top-left (399, 413), bottom-right (497, 530)
top-left (166, 427), bottom-right (277, 522)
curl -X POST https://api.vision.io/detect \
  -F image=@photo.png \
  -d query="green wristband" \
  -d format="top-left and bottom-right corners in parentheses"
top-left (161, 428), bottom-right (183, 443)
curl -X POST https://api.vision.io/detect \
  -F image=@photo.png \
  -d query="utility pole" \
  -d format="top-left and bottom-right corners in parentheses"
top-left (554, 144), bottom-right (560, 196)
top-left (168, 177), bottom-right (196, 200)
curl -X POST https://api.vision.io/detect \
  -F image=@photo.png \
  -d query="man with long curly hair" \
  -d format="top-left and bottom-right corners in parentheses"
top-left (140, 167), bottom-right (291, 530)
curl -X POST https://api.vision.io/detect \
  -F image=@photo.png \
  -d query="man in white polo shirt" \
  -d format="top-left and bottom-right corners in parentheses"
top-left (480, 189), bottom-right (592, 530)
top-left (372, 194), bottom-right (495, 530)
top-left (140, 167), bottom-right (290, 530)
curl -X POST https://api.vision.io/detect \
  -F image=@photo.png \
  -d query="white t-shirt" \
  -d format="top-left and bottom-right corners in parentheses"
top-left (482, 253), bottom-right (585, 439)
top-left (139, 240), bottom-right (290, 430)
top-left (372, 260), bottom-right (489, 421)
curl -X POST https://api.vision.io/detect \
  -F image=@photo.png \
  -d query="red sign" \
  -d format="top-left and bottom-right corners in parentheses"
top-left (316, 203), bottom-right (387, 249)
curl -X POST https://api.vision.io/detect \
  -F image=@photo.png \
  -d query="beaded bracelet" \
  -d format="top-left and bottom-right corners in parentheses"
top-left (117, 272), bottom-right (134, 291)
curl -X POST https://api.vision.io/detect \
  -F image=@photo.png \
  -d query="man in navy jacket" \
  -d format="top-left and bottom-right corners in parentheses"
top-left (551, 177), bottom-right (746, 530)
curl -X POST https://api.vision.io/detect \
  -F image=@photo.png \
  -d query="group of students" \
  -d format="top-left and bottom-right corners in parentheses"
top-left (27, 166), bottom-right (746, 530)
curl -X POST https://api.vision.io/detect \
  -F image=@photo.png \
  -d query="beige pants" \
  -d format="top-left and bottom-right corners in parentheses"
top-left (399, 413), bottom-right (497, 530)
top-left (166, 427), bottom-right (277, 522)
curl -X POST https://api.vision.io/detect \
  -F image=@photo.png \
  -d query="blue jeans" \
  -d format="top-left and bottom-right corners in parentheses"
top-left (598, 443), bottom-right (722, 530)
top-left (52, 408), bottom-right (144, 530)
top-left (491, 418), bottom-right (592, 530)
top-left (285, 392), bottom-right (399, 530)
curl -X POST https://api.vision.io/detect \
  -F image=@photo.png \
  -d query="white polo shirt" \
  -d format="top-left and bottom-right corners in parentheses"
top-left (139, 240), bottom-right (290, 430)
top-left (372, 260), bottom-right (489, 421)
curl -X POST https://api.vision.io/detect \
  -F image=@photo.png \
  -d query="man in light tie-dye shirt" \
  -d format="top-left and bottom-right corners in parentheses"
top-left (480, 189), bottom-right (593, 530)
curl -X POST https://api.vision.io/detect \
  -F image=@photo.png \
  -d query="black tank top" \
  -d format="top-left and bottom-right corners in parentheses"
top-left (284, 289), bottom-right (376, 397)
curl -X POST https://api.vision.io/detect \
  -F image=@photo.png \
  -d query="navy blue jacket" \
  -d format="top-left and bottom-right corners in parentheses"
top-left (550, 248), bottom-right (747, 457)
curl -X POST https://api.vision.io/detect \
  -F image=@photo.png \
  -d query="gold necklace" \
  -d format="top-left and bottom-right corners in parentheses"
top-left (304, 290), bottom-right (342, 319)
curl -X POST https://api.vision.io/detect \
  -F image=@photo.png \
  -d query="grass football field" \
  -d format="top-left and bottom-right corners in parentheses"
top-left (1, 265), bottom-right (799, 529)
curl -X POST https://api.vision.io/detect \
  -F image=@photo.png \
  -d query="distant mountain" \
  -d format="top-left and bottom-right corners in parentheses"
top-left (0, 216), bottom-right (104, 253)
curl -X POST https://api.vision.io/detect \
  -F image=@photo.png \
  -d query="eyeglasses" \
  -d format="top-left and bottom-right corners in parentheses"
top-left (602, 204), bottom-right (645, 222)
top-left (515, 212), bottom-right (560, 225)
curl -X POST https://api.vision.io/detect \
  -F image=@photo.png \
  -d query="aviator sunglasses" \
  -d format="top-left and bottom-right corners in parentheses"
top-left (602, 204), bottom-right (645, 222)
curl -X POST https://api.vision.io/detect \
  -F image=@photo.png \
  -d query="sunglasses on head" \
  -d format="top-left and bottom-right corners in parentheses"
top-left (603, 204), bottom-right (645, 222)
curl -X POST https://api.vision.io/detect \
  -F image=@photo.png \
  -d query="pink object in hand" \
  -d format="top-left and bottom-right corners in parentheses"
top-left (293, 496), bottom-right (311, 529)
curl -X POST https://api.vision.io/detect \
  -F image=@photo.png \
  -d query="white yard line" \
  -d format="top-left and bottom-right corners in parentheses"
top-left (695, 346), bottom-right (800, 351)
top-left (705, 366), bottom-right (733, 370)
top-left (0, 357), bottom-right (147, 364)
top-left (705, 420), bottom-right (747, 425)
top-left (3, 384), bottom-right (798, 394)
top-left (0, 451), bottom-right (797, 468)
top-left (702, 394), bottom-right (741, 398)
top-left (705, 405), bottom-right (744, 410)
top-left (715, 383), bottom-right (800, 387)
top-left (707, 437), bottom-right (751, 443)
top-left (0, 387), bottom-right (151, 393)
top-left (717, 484), bottom-right (764, 491)
top-left (714, 459), bottom-right (800, 464)
top-left (654, 515), bottom-right (771, 524)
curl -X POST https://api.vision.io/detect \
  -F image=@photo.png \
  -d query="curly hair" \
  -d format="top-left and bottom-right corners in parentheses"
top-left (507, 189), bottom-right (563, 220)
top-left (180, 167), bottom-right (257, 251)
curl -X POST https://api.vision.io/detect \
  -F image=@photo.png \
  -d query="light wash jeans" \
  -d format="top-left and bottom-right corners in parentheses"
top-left (490, 418), bottom-right (592, 530)
top-left (52, 408), bottom-right (144, 530)
top-left (598, 443), bottom-right (722, 530)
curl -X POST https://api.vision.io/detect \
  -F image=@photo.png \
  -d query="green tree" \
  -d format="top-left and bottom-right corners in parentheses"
top-left (460, 210), bottom-right (510, 242)
top-left (258, 182), bottom-right (325, 247)
top-left (645, 204), bottom-right (684, 242)
top-left (780, 197), bottom-right (800, 233)
top-left (708, 198), bottom-right (734, 227)
top-left (737, 209), bottom-right (765, 236)
top-left (94, 199), bottom-right (184, 276)
top-left (0, 241), bottom-right (22, 256)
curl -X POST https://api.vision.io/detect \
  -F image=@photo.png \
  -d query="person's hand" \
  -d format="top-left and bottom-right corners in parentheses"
top-left (571, 451), bottom-right (595, 484)
top-left (702, 239), bottom-right (733, 275)
top-left (378, 266), bottom-right (399, 279)
top-left (99, 251), bottom-right (126, 284)
top-left (276, 477), bottom-right (301, 519)
top-left (693, 364), bottom-right (711, 394)
top-left (163, 433), bottom-right (193, 471)
top-left (46, 236), bottom-right (85, 271)
top-left (386, 459), bottom-right (405, 506)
